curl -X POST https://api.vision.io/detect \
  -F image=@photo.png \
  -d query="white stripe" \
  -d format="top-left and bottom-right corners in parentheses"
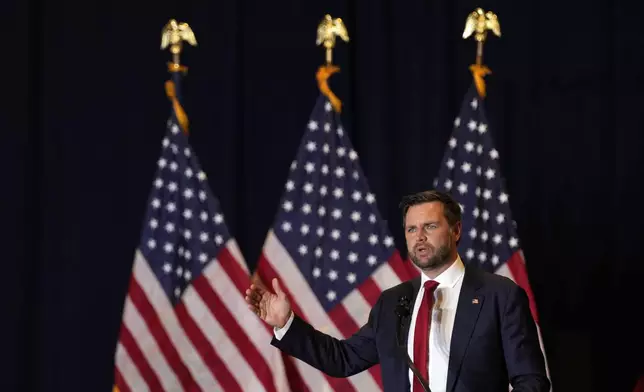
top-left (495, 263), bottom-right (514, 282)
top-left (341, 289), bottom-right (372, 327)
top-left (183, 283), bottom-right (261, 391)
top-left (122, 297), bottom-right (182, 391)
top-left (263, 231), bottom-right (381, 391)
top-left (115, 342), bottom-right (149, 392)
top-left (372, 262), bottom-right (403, 291)
top-left (226, 239), bottom-right (249, 274)
top-left (204, 260), bottom-right (292, 392)
top-left (133, 250), bottom-right (220, 390)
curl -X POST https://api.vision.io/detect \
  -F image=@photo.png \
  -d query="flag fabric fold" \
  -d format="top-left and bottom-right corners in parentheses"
top-left (433, 81), bottom-right (551, 384)
top-left (113, 72), bottom-right (288, 392)
top-left (255, 93), bottom-right (418, 391)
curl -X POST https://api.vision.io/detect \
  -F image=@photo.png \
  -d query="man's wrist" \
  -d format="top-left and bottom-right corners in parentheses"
top-left (277, 310), bottom-right (294, 329)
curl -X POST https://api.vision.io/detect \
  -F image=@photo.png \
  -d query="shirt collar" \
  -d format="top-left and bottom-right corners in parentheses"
top-left (419, 254), bottom-right (465, 289)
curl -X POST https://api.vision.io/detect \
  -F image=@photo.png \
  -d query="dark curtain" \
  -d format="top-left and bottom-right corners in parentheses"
top-left (11, 0), bottom-right (644, 390)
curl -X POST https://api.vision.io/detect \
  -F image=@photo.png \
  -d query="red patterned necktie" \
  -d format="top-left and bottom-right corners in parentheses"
top-left (413, 280), bottom-right (439, 392)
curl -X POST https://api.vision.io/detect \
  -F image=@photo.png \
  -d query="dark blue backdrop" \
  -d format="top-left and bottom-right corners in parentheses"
top-left (11, 0), bottom-right (644, 391)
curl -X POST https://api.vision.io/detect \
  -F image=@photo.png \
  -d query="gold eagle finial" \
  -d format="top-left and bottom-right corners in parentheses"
top-left (316, 14), bottom-right (349, 65)
top-left (161, 19), bottom-right (197, 70)
top-left (462, 8), bottom-right (500, 97)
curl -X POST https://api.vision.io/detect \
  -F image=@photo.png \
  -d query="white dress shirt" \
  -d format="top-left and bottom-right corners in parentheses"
top-left (273, 255), bottom-right (465, 392)
top-left (408, 256), bottom-right (465, 392)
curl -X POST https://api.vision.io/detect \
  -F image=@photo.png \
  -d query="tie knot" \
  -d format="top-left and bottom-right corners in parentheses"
top-left (424, 280), bottom-right (439, 293)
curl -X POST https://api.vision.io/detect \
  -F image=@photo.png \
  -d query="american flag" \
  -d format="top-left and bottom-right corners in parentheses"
top-left (255, 94), bottom-right (419, 391)
top-left (113, 73), bottom-right (289, 392)
top-left (433, 82), bottom-right (551, 380)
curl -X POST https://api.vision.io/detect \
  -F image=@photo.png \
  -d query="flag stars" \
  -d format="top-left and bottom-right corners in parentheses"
top-left (200, 211), bottom-right (208, 222)
top-left (158, 158), bottom-right (167, 168)
top-left (308, 120), bottom-right (318, 131)
top-left (446, 159), bottom-right (455, 169)
top-left (183, 209), bottom-right (193, 219)
top-left (169, 162), bottom-right (178, 172)
top-left (164, 242), bottom-right (174, 254)
top-left (318, 206), bottom-right (326, 217)
top-left (367, 255), bottom-right (377, 266)
top-left (185, 168), bottom-right (193, 178)
top-left (149, 219), bottom-right (158, 229)
top-left (154, 178), bottom-right (163, 188)
top-left (491, 255), bottom-right (500, 265)
top-left (183, 188), bottom-right (194, 199)
top-left (477, 144), bottom-right (483, 155)
top-left (162, 138), bottom-right (170, 148)
top-left (468, 120), bottom-right (477, 131)
top-left (480, 232), bottom-right (489, 242)
top-left (285, 180), bottom-right (295, 191)
top-left (384, 236), bottom-right (394, 247)
top-left (331, 229), bottom-right (341, 240)
top-left (326, 291), bottom-right (337, 302)
top-left (166, 202), bottom-right (176, 213)
top-left (324, 123), bottom-right (331, 132)
top-left (317, 227), bottom-right (324, 237)
top-left (303, 183), bottom-right (314, 193)
top-left (320, 186), bottom-right (328, 196)
top-left (199, 253), bottom-right (209, 264)
top-left (214, 235), bottom-right (223, 245)
top-left (461, 162), bottom-right (472, 173)
top-left (199, 232), bottom-right (209, 243)
top-left (152, 198), bottom-right (161, 209)
top-left (184, 148), bottom-right (191, 157)
top-left (184, 270), bottom-right (192, 281)
top-left (485, 168), bottom-right (496, 180)
top-left (281, 221), bottom-right (292, 232)
top-left (369, 214), bottom-right (376, 223)
top-left (337, 127), bottom-right (344, 137)
top-left (174, 287), bottom-right (181, 297)
top-left (184, 230), bottom-right (192, 240)
top-left (478, 252), bottom-right (487, 262)
top-left (444, 179), bottom-right (453, 190)
top-left (165, 222), bottom-right (175, 233)
top-left (184, 250), bottom-right (192, 260)
top-left (298, 245), bottom-right (308, 255)
top-left (328, 270), bottom-right (338, 281)
top-left (213, 214), bottom-right (223, 224)
top-left (197, 171), bottom-right (207, 181)
top-left (466, 249), bottom-right (475, 259)
top-left (315, 247), bottom-right (323, 258)
top-left (163, 263), bottom-right (172, 274)
top-left (509, 237), bottom-right (519, 248)
top-left (483, 189), bottom-right (492, 200)
top-left (348, 252), bottom-right (358, 263)
top-left (148, 239), bottom-right (156, 249)
top-left (469, 228), bottom-right (477, 239)
top-left (321, 165), bottom-right (329, 175)
top-left (368, 234), bottom-right (378, 245)
top-left (167, 182), bottom-right (178, 192)
top-left (349, 150), bottom-right (358, 160)
top-left (347, 273), bottom-right (357, 284)
top-left (306, 141), bottom-right (317, 152)
top-left (312, 267), bottom-right (321, 278)
top-left (476, 166), bottom-right (482, 176)
top-left (499, 192), bottom-right (509, 204)
top-left (199, 191), bottom-right (207, 201)
top-left (493, 234), bottom-right (503, 245)
top-left (458, 183), bottom-right (468, 195)
top-left (333, 187), bottom-right (344, 199)
top-left (352, 191), bottom-right (362, 202)
top-left (301, 204), bottom-right (312, 214)
top-left (290, 161), bottom-right (297, 170)
top-left (325, 102), bottom-right (332, 112)
top-left (489, 149), bottom-right (499, 159)
top-left (330, 249), bottom-right (340, 260)
top-left (366, 193), bottom-right (375, 204)
top-left (305, 162), bottom-right (315, 173)
top-left (323, 144), bottom-right (330, 154)
top-left (332, 209), bottom-right (342, 219)
top-left (171, 124), bottom-right (180, 134)
top-left (470, 98), bottom-right (478, 109)
top-left (481, 210), bottom-right (490, 221)
top-left (454, 117), bottom-right (461, 127)
top-left (449, 137), bottom-right (457, 149)
top-left (335, 167), bottom-right (345, 178)
top-left (496, 213), bottom-right (505, 224)
top-left (300, 224), bottom-right (310, 235)
top-left (351, 211), bottom-right (361, 222)
top-left (349, 231), bottom-right (360, 242)
top-left (478, 123), bottom-right (488, 134)
top-left (465, 142), bottom-right (475, 153)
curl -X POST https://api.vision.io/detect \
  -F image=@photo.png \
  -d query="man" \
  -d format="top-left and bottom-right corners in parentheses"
top-left (245, 190), bottom-right (550, 392)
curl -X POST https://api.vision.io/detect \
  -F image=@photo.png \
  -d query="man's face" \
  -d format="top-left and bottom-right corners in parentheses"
top-left (404, 201), bottom-right (461, 270)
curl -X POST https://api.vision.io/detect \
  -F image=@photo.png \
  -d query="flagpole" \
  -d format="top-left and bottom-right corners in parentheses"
top-left (315, 14), bottom-right (349, 113)
top-left (161, 19), bottom-right (197, 134)
top-left (461, 8), bottom-right (501, 98)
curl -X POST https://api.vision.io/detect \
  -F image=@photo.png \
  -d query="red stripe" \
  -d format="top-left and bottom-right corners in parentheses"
top-left (328, 303), bottom-right (383, 389)
top-left (506, 251), bottom-right (539, 323)
top-left (118, 324), bottom-right (163, 391)
top-left (357, 277), bottom-right (382, 307)
top-left (217, 245), bottom-right (252, 296)
top-left (173, 301), bottom-right (241, 392)
top-left (281, 351), bottom-right (310, 392)
top-left (129, 278), bottom-right (200, 391)
top-left (192, 274), bottom-right (277, 392)
top-left (388, 251), bottom-right (420, 281)
top-left (256, 255), bottom-right (357, 392)
top-left (113, 367), bottom-right (131, 392)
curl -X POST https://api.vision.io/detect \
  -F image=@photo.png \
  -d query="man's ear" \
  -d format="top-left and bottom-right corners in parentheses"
top-left (452, 221), bottom-right (462, 242)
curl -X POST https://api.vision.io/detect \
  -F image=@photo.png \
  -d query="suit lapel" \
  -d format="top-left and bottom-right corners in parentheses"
top-left (395, 277), bottom-right (421, 390)
top-left (446, 266), bottom-right (484, 392)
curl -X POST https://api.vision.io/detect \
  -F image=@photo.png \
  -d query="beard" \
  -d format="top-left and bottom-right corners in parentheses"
top-left (409, 241), bottom-right (453, 271)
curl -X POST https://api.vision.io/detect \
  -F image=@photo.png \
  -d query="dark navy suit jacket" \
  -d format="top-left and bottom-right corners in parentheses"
top-left (271, 264), bottom-right (550, 392)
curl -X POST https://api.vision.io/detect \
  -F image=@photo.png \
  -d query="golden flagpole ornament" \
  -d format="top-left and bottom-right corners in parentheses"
top-left (462, 8), bottom-right (500, 97)
top-left (314, 14), bottom-right (349, 113)
top-left (316, 14), bottom-right (349, 65)
top-left (161, 19), bottom-right (198, 72)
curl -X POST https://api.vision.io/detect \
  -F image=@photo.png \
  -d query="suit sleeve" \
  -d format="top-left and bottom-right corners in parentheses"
top-left (501, 283), bottom-right (551, 392)
top-left (270, 295), bottom-right (383, 378)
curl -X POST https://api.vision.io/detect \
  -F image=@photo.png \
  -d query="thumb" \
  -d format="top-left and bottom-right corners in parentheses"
top-left (272, 278), bottom-right (284, 297)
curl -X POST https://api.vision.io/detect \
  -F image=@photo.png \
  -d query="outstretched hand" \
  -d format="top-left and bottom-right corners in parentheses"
top-left (245, 278), bottom-right (292, 329)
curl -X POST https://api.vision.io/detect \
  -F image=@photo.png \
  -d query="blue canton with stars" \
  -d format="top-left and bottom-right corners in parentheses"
top-left (139, 101), bottom-right (232, 305)
top-left (434, 84), bottom-right (521, 273)
top-left (272, 95), bottom-right (396, 312)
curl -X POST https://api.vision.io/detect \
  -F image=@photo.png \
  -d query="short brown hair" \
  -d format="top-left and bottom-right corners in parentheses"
top-left (399, 190), bottom-right (462, 228)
